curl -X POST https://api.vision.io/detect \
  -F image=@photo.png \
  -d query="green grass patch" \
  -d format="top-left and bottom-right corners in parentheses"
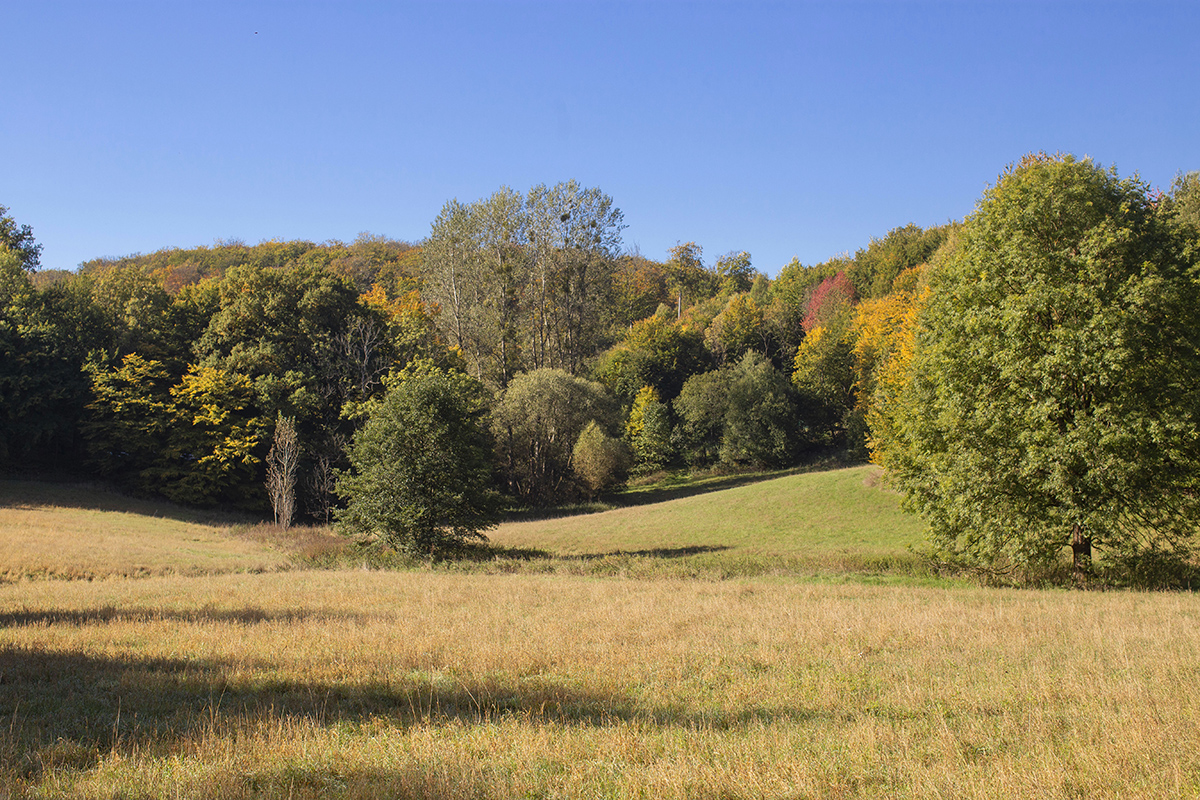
top-left (0, 466), bottom-right (934, 584)
top-left (477, 464), bottom-right (932, 581)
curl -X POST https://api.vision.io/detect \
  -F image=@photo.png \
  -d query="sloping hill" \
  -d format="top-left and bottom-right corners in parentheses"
top-left (0, 481), bottom-right (291, 580)
top-left (0, 466), bottom-right (929, 581)
top-left (488, 465), bottom-right (928, 577)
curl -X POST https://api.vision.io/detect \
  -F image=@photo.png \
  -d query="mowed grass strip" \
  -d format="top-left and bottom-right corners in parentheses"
top-left (0, 481), bottom-right (291, 580)
top-left (487, 465), bottom-right (929, 578)
top-left (1, 570), bottom-right (1198, 798)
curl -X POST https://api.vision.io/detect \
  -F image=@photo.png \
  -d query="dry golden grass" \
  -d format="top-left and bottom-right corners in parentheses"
top-left (0, 481), bottom-right (294, 580)
top-left (1, 570), bottom-right (1198, 798)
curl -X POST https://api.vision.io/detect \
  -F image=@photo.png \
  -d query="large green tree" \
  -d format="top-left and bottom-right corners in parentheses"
top-left (676, 352), bottom-right (800, 469)
top-left (887, 154), bottom-right (1200, 580)
top-left (336, 366), bottom-right (501, 556)
top-left (0, 250), bottom-right (110, 471)
top-left (422, 181), bottom-right (625, 385)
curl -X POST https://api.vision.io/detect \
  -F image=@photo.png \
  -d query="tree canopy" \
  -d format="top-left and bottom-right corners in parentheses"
top-left (6, 160), bottom-right (1200, 580)
top-left (0, 205), bottom-right (43, 272)
top-left (882, 154), bottom-right (1200, 580)
top-left (336, 365), bottom-right (501, 557)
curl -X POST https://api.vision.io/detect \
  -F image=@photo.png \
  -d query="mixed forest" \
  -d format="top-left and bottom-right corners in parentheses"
top-left (3, 157), bottom-right (1200, 583)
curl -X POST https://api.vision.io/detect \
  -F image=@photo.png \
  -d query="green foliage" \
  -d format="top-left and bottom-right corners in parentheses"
top-left (197, 262), bottom-right (388, 436)
top-left (83, 353), bottom-right (176, 480)
top-left (593, 315), bottom-right (708, 404)
top-left (848, 223), bottom-right (949, 299)
top-left (0, 204), bottom-right (43, 271)
top-left (154, 365), bottom-right (267, 507)
top-left (423, 181), bottom-right (626, 385)
top-left (86, 265), bottom-right (177, 360)
top-left (1167, 171), bottom-right (1200, 234)
top-left (714, 250), bottom-right (753, 294)
top-left (609, 255), bottom-right (669, 328)
top-left (792, 320), bottom-right (858, 449)
top-left (676, 352), bottom-right (799, 468)
top-left (674, 369), bottom-right (727, 466)
top-left (749, 273), bottom-right (770, 306)
top-left (888, 153), bottom-right (1200, 580)
top-left (625, 386), bottom-right (674, 474)
top-left (79, 235), bottom-right (420, 295)
top-left (664, 241), bottom-right (718, 312)
top-left (704, 293), bottom-right (765, 364)
top-left (0, 254), bottom-right (110, 469)
top-left (336, 368), bottom-right (501, 556)
top-left (492, 368), bottom-right (620, 504)
top-left (764, 257), bottom-right (845, 354)
top-left (84, 356), bottom-right (266, 506)
top-left (793, 270), bottom-right (862, 449)
top-left (719, 352), bottom-right (801, 467)
top-left (571, 420), bottom-right (630, 498)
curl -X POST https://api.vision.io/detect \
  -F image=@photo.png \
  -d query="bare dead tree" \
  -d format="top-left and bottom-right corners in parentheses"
top-left (266, 414), bottom-right (300, 529)
top-left (305, 433), bottom-right (346, 526)
top-left (335, 315), bottom-right (390, 401)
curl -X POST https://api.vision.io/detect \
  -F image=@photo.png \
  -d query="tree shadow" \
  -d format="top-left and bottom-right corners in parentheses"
top-left (615, 453), bottom-right (866, 509)
top-left (557, 545), bottom-right (731, 561)
top-left (505, 453), bottom-right (866, 523)
top-left (460, 544), bottom-right (730, 563)
top-left (612, 471), bottom-right (796, 508)
top-left (0, 605), bottom-right (373, 629)
top-left (0, 635), bottom-right (824, 781)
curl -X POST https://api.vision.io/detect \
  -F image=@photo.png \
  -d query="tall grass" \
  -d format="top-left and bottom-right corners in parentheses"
top-left (0, 481), bottom-right (291, 580)
top-left (1, 471), bottom-right (1196, 797)
top-left (1, 571), bottom-right (1198, 798)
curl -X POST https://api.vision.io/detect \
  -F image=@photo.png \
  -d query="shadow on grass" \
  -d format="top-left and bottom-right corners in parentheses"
top-left (0, 605), bottom-right (374, 628)
top-left (505, 452), bottom-right (868, 523)
top-left (459, 543), bottom-right (730, 563)
top-left (613, 471), bottom-right (802, 508)
top-left (0, 635), bottom-right (825, 781)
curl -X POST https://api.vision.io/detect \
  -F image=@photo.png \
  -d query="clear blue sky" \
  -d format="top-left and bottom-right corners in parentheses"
top-left (4, 1), bottom-right (1197, 276)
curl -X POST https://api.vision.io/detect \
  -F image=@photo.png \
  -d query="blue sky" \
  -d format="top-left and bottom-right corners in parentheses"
top-left (4, 1), bottom-right (1197, 276)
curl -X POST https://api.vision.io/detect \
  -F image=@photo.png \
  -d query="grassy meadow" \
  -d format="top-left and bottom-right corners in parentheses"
top-left (0, 468), bottom-right (1198, 798)
top-left (484, 466), bottom-right (929, 580)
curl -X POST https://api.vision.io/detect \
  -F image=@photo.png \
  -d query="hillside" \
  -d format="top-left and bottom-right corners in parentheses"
top-left (0, 481), bottom-right (290, 580)
top-left (0, 465), bottom-right (927, 582)
top-left (482, 465), bottom-right (929, 580)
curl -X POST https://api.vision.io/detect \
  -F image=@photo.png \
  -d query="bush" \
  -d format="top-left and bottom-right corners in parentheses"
top-left (572, 421), bottom-right (630, 498)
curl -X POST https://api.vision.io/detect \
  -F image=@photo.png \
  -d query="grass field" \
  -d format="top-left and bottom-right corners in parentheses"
top-left (483, 466), bottom-right (930, 580)
top-left (0, 469), bottom-right (1198, 798)
top-left (0, 481), bottom-right (291, 581)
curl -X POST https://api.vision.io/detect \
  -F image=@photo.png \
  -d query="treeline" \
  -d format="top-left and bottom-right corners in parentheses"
top-left (0, 180), bottom-right (940, 521)
top-left (4, 162), bottom-right (1200, 579)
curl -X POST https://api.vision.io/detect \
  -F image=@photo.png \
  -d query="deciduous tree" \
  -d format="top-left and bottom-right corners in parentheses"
top-left (492, 368), bottom-right (619, 504)
top-left (336, 366), bottom-right (501, 556)
top-left (0, 205), bottom-right (42, 272)
top-left (266, 414), bottom-right (300, 529)
top-left (572, 421), bottom-right (630, 498)
top-left (888, 154), bottom-right (1200, 581)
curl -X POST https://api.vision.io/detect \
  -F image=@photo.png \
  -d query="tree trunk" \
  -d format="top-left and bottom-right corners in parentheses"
top-left (1071, 523), bottom-right (1092, 580)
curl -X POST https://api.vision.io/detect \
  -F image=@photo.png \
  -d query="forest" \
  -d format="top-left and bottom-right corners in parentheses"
top-left (3, 158), bottom-right (1199, 581)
